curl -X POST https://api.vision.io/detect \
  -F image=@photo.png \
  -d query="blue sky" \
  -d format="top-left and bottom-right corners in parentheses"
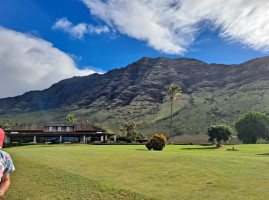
top-left (0, 0), bottom-right (268, 98)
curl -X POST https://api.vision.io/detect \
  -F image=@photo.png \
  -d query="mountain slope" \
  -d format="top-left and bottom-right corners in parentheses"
top-left (1, 56), bottom-right (269, 136)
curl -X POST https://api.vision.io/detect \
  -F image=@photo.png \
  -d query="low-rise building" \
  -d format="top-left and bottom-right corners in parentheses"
top-left (5, 123), bottom-right (116, 144)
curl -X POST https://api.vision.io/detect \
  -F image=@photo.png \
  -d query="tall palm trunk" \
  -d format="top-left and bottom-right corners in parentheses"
top-left (165, 84), bottom-right (181, 144)
top-left (169, 100), bottom-right (173, 144)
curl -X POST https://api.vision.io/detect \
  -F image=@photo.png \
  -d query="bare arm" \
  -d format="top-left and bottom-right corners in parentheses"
top-left (0, 174), bottom-right (10, 198)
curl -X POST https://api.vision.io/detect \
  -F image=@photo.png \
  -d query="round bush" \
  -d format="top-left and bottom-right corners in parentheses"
top-left (146, 134), bottom-right (167, 151)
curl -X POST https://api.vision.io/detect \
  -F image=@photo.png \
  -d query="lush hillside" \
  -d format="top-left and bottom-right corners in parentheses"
top-left (1, 56), bottom-right (269, 136)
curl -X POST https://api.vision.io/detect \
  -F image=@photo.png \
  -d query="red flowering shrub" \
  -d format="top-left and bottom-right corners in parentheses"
top-left (146, 140), bottom-right (153, 150)
top-left (146, 134), bottom-right (167, 151)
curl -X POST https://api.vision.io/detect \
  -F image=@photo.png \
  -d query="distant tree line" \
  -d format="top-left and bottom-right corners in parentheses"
top-left (207, 111), bottom-right (269, 147)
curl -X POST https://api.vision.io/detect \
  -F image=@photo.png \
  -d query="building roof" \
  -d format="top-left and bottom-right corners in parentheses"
top-left (5, 123), bottom-right (106, 133)
top-left (74, 124), bottom-right (105, 132)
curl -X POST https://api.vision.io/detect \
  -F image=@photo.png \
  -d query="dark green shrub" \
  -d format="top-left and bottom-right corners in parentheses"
top-left (93, 141), bottom-right (102, 145)
top-left (235, 111), bottom-right (269, 144)
top-left (207, 125), bottom-right (232, 147)
top-left (106, 141), bottom-right (116, 144)
top-left (136, 131), bottom-right (146, 139)
top-left (117, 135), bottom-right (131, 143)
top-left (146, 134), bottom-right (167, 151)
top-left (3, 143), bottom-right (12, 148)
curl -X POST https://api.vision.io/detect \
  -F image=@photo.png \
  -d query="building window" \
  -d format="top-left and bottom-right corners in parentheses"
top-left (57, 127), bottom-right (62, 131)
top-left (66, 126), bottom-right (74, 131)
top-left (49, 126), bottom-right (57, 131)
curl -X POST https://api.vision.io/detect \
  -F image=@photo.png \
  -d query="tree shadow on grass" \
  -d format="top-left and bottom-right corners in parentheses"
top-left (181, 147), bottom-right (218, 150)
top-left (136, 149), bottom-right (148, 151)
top-left (39, 145), bottom-right (59, 148)
top-left (257, 153), bottom-right (269, 156)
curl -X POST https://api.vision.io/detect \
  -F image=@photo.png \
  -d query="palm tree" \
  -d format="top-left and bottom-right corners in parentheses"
top-left (165, 84), bottom-right (182, 144)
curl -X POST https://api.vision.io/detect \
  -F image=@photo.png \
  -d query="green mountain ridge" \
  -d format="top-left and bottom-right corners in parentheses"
top-left (1, 56), bottom-right (269, 137)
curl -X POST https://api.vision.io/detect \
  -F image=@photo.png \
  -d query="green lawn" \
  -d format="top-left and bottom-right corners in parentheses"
top-left (3, 144), bottom-right (269, 200)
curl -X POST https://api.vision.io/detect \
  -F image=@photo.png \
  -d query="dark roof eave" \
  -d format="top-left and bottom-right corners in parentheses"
top-left (5, 132), bottom-right (115, 135)
top-left (75, 130), bottom-right (105, 132)
top-left (5, 129), bottom-right (41, 132)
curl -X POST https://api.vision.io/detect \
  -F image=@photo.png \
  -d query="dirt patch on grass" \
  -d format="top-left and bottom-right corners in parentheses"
top-left (171, 134), bottom-right (241, 145)
top-left (171, 134), bottom-right (209, 144)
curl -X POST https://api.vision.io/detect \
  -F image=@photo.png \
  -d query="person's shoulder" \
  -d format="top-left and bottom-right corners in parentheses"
top-left (0, 150), bottom-right (15, 174)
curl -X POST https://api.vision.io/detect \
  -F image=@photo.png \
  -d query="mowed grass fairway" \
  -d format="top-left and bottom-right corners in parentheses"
top-left (3, 144), bottom-right (269, 200)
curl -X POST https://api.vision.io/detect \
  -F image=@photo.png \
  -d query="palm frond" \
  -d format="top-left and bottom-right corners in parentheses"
top-left (164, 84), bottom-right (182, 101)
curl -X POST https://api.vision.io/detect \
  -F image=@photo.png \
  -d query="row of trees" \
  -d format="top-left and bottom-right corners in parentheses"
top-left (66, 114), bottom-right (147, 143)
top-left (207, 111), bottom-right (269, 147)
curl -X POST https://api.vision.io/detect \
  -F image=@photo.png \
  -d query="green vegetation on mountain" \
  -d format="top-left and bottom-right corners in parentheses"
top-left (0, 119), bottom-right (11, 129)
top-left (1, 56), bottom-right (269, 138)
top-left (65, 114), bottom-right (77, 124)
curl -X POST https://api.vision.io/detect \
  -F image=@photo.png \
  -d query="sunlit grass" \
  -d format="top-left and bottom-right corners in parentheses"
top-left (4, 144), bottom-right (269, 199)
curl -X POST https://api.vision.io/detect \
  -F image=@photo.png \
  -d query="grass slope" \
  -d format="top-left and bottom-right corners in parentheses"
top-left (3, 144), bottom-right (269, 200)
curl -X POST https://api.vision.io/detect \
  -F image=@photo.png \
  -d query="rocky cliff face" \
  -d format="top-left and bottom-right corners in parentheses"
top-left (1, 56), bottom-right (269, 135)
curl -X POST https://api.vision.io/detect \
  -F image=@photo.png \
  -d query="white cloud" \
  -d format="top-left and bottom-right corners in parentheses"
top-left (81, 0), bottom-right (269, 54)
top-left (52, 17), bottom-right (109, 39)
top-left (0, 27), bottom-right (99, 98)
top-left (83, 66), bottom-right (106, 74)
